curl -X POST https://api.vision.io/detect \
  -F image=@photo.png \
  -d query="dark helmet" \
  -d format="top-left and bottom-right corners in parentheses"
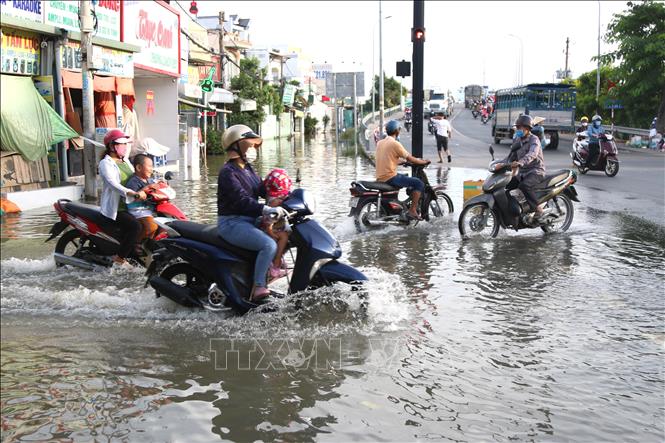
top-left (385, 120), bottom-right (400, 135)
top-left (514, 114), bottom-right (533, 129)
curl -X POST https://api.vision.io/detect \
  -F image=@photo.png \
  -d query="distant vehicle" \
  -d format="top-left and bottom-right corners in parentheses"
top-left (491, 83), bottom-right (576, 150)
top-left (464, 84), bottom-right (483, 108)
top-left (426, 91), bottom-right (451, 118)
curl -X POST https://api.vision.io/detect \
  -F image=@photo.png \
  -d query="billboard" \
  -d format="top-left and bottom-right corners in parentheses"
top-left (325, 72), bottom-right (364, 98)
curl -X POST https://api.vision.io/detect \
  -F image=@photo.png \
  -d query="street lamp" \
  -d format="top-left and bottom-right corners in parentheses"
top-left (378, 1), bottom-right (392, 136)
top-left (507, 34), bottom-right (523, 85)
top-left (371, 12), bottom-right (392, 126)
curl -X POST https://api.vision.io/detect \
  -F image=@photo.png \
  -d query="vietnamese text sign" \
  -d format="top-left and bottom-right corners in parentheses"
top-left (0, 0), bottom-right (43, 22)
top-left (0, 28), bottom-right (40, 75)
top-left (282, 84), bottom-right (296, 106)
top-left (325, 72), bottom-right (365, 98)
top-left (122, 0), bottom-right (180, 76)
top-left (61, 41), bottom-right (133, 77)
top-left (43, 1), bottom-right (121, 41)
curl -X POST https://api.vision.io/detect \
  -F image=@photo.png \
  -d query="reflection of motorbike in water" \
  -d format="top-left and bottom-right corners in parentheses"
top-left (459, 146), bottom-right (580, 239)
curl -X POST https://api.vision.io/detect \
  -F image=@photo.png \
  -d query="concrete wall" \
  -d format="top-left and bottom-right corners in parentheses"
top-left (7, 184), bottom-right (84, 211)
top-left (260, 114), bottom-right (278, 139)
top-left (133, 78), bottom-right (179, 163)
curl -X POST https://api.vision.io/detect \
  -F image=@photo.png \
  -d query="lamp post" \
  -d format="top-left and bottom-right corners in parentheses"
top-left (507, 34), bottom-right (523, 85)
top-left (378, 2), bottom-right (394, 137)
top-left (596, 0), bottom-right (601, 102)
top-left (372, 13), bottom-right (392, 127)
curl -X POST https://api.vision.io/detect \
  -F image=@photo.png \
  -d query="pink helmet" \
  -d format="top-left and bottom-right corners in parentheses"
top-left (264, 168), bottom-right (292, 198)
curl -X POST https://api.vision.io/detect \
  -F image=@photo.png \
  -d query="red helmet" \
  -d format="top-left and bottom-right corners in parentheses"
top-left (264, 168), bottom-right (292, 198)
top-left (103, 129), bottom-right (131, 146)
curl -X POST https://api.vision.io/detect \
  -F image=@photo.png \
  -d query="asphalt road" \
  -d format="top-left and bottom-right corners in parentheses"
top-left (396, 105), bottom-right (665, 225)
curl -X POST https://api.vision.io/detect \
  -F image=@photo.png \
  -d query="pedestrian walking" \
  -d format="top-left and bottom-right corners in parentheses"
top-left (433, 112), bottom-right (453, 163)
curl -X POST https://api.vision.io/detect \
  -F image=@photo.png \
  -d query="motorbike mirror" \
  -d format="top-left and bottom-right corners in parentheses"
top-left (489, 145), bottom-right (495, 160)
top-left (164, 171), bottom-right (175, 181)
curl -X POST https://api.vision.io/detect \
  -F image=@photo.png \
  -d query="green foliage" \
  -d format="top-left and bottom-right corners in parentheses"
top-left (206, 129), bottom-right (224, 155)
top-left (598, 0), bottom-right (665, 128)
top-left (227, 57), bottom-right (281, 131)
top-left (572, 66), bottom-right (618, 122)
top-left (361, 74), bottom-right (408, 115)
top-left (304, 115), bottom-right (318, 137)
top-left (288, 80), bottom-right (301, 87)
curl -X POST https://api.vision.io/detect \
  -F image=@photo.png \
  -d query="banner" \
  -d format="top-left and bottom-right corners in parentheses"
top-left (282, 84), bottom-right (296, 106)
top-left (61, 41), bottom-right (133, 78)
top-left (0, 0), bottom-right (43, 22)
top-left (122, 0), bottom-right (180, 76)
top-left (43, 1), bottom-right (121, 41)
top-left (0, 29), bottom-right (40, 75)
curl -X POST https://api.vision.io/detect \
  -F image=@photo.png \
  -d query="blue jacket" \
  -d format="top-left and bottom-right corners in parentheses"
top-left (588, 124), bottom-right (605, 143)
top-left (217, 161), bottom-right (266, 217)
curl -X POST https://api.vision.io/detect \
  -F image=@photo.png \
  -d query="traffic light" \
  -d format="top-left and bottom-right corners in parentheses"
top-left (412, 27), bottom-right (425, 42)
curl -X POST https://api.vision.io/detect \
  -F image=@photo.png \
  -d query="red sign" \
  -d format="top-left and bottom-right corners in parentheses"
top-left (146, 89), bottom-right (155, 115)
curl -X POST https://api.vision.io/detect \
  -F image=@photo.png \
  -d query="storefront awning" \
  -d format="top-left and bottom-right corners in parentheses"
top-left (1, 75), bottom-right (78, 161)
top-left (208, 87), bottom-right (234, 104)
top-left (61, 70), bottom-right (134, 94)
top-left (178, 97), bottom-right (217, 112)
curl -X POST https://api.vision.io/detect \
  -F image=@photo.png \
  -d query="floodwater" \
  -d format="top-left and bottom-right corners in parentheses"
top-left (1, 135), bottom-right (664, 442)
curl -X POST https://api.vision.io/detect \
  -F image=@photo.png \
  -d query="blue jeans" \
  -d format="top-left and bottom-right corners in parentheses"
top-left (218, 215), bottom-right (276, 288)
top-left (386, 173), bottom-right (425, 193)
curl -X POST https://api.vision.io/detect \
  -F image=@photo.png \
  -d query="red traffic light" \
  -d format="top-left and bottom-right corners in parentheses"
top-left (412, 27), bottom-right (425, 42)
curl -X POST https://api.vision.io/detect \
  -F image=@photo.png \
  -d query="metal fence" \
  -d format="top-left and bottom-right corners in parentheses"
top-left (359, 106), bottom-right (401, 150)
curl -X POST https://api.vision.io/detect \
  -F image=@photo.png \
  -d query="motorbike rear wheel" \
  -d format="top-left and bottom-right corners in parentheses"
top-left (540, 195), bottom-right (574, 233)
top-left (354, 200), bottom-right (388, 232)
top-left (54, 229), bottom-right (102, 267)
top-left (158, 262), bottom-right (212, 307)
top-left (605, 161), bottom-right (619, 177)
top-left (459, 203), bottom-right (500, 239)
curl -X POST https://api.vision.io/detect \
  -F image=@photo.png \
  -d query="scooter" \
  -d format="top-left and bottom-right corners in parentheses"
top-left (480, 106), bottom-right (493, 125)
top-left (146, 188), bottom-right (367, 315)
top-left (46, 172), bottom-right (186, 270)
top-left (458, 146), bottom-right (580, 239)
top-left (349, 162), bottom-right (454, 232)
top-left (571, 132), bottom-right (620, 177)
top-left (427, 118), bottom-right (436, 135)
top-left (404, 115), bottom-right (412, 132)
top-left (471, 102), bottom-right (481, 119)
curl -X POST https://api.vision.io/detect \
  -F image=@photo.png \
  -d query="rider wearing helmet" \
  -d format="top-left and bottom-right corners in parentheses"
top-left (375, 120), bottom-right (430, 220)
top-left (502, 115), bottom-right (547, 220)
top-left (577, 116), bottom-right (589, 134)
top-left (217, 124), bottom-right (289, 302)
top-left (585, 114), bottom-right (605, 166)
top-left (99, 129), bottom-right (145, 264)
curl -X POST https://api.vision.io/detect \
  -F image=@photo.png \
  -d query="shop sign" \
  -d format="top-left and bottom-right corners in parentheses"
top-left (187, 65), bottom-right (200, 85)
top-left (0, 0), bottom-right (43, 22)
top-left (61, 41), bottom-right (133, 78)
top-left (122, 0), bottom-right (180, 76)
top-left (282, 84), bottom-right (296, 106)
top-left (33, 75), bottom-right (54, 105)
top-left (0, 28), bottom-right (40, 75)
top-left (43, 1), bottom-right (121, 41)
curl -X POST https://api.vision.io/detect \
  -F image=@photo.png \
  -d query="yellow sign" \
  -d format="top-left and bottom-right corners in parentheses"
top-left (0, 28), bottom-right (40, 75)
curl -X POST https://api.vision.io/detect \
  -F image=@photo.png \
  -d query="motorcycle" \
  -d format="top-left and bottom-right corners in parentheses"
top-left (404, 115), bottom-right (412, 133)
top-left (146, 188), bottom-right (367, 314)
top-left (571, 132), bottom-right (619, 177)
top-left (458, 146), bottom-right (580, 239)
top-left (46, 172), bottom-right (186, 270)
top-left (471, 102), bottom-right (481, 119)
top-left (349, 162), bottom-right (454, 231)
top-left (480, 106), bottom-right (493, 125)
top-left (427, 118), bottom-right (436, 135)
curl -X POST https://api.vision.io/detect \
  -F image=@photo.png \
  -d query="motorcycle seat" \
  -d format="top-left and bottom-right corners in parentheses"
top-left (536, 170), bottom-right (570, 188)
top-left (356, 181), bottom-right (400, 192)
top-left (62, 201), bottom-right (119, 232)
top-left (168, 221), bottom-right (257, 261)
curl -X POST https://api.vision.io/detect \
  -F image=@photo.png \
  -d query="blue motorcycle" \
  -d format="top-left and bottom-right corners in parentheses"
top-left (146, 188), bottom-right (367, 314)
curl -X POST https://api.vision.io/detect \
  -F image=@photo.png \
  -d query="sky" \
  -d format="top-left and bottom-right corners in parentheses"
top-left (179, 0), bottom-right (630, 99)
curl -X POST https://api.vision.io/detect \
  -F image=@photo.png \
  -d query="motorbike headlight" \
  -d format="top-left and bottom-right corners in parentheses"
top-left (303, 190), bottom-right (317, 214)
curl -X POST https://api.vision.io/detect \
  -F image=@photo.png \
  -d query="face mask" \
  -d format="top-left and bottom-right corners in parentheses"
top-left (582, 122), bottom-right (588, 127)
top-left (515, 130), bottom-right (525, 138)
top-left (593, 121), bottom-right (600, 127)
top-left (114, 144), bottom-right (128, 157)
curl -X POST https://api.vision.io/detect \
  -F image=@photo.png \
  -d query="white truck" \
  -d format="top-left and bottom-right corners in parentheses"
top-left (426, 89), bottom-right (451, 118)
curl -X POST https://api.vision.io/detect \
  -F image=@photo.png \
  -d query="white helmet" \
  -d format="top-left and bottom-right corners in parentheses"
top-left (222, 124), bottom-right (261, 151)
top-left (592, 114), bottom-right (602, 123)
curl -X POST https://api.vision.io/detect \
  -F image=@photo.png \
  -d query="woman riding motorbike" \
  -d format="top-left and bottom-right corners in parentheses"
top-left (216, 125), bottom-right (288, 302)
top-left (98, 129), bottom-right (145, 264)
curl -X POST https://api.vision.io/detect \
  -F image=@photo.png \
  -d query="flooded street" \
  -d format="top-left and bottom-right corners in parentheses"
top-left (1, 135), bottom-right (664, 442)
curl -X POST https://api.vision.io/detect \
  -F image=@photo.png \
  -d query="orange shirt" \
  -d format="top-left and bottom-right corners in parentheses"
top-left (375, 136), bottom-right (410, 181)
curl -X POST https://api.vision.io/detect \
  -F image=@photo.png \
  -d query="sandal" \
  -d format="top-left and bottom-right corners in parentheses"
top-left (250, 286), bottom-right (270, 302)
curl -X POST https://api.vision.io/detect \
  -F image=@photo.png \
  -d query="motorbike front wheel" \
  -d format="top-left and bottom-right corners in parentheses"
top-left (459, 203), bottom-right (500, 239)
top-left (605, 161), bottom-right (619, 177)
top-left (353, 200), bottom-right (388, 232)
top-left (540, 194), bottom-right (574, 233)
top-left (427, 190), bottom-right (454, 218)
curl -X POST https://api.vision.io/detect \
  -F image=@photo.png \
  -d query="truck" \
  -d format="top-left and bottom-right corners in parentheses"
top-left (492, 83), bottom-right (576, 150)
top-left (425, 89), bottom-right (452, 118)
top-left (464, 84), bottom-right (483, 108)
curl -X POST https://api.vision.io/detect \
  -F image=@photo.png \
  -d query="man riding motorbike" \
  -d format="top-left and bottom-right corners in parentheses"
top-left (501, 115), bottom-right (548, 221)
top-left (375, 120), bottom-right (430, 220)
top-left (585, 114), bottom-right (605, 167)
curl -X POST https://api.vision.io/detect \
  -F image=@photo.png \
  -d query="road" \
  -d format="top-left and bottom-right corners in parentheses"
top-left (395, 104), bottom-right (665, 225)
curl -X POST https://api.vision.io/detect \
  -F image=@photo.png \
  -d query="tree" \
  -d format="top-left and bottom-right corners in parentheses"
top-left (361, 74), bottom-right (408, 114)
top-left (599, 0), bottom-right (665, 130)
top-left (227, 57), bottom-right (280, 131)
top-left (573, 66), bottom-right (619, 122)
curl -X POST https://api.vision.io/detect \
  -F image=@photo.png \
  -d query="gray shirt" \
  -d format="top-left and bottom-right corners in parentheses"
top-left (504, 133), bottom-right (545, 178)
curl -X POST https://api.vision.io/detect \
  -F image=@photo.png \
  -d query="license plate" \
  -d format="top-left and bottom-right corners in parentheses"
top-left (348, 197), bottom-right (359, 208)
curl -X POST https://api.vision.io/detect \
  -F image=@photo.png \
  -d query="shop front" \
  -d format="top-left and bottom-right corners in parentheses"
top-left (122, 0), bottom-right (181, 167)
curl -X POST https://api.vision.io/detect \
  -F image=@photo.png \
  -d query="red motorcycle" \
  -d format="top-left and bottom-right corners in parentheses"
top-left (46, 179), bottom-right (187, 270)
top-left (571, 132), bottom-right (620, 177)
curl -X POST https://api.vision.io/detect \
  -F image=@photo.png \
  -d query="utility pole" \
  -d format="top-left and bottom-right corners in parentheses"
top-left (596, 0), bottom-right (601, 102)
top-left (564, 37), bottom-right (569, 77)
top-left (378, 0), bottom-right (385, 137)
top-left (218, 11), bottom-right (225, 89)
top-left (80, 0), bottom-right (96, 200)
top-left (412, 0), bottom-right (424, 160)
top-left (353, 72), bottom-right (358, 135)
top-left (333, 72), bottom-right (338, 146)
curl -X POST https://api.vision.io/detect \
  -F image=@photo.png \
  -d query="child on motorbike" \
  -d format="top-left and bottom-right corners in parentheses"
top-left (125, 154), bottom-right (162, 244)
top-left (260, 168), bottom-right (293, 281)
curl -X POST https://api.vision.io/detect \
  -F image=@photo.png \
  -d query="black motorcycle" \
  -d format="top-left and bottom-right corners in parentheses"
top-left (349, 162), bottom-right (454, 232)
top-left (427, 118), bottom-right (436, 135)
top-left (458, 146), bottom-right (580, 239)
top-left (404, 115), bottom-right (412, 132)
